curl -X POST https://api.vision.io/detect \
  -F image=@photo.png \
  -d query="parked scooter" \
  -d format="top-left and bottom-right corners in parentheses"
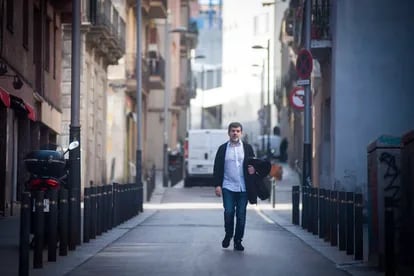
top-left (23, 141), bottom-right (79, 244)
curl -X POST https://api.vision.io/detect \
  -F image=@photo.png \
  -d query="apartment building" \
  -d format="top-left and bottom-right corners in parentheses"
top-left (0, 0), bottom-right (70, 216)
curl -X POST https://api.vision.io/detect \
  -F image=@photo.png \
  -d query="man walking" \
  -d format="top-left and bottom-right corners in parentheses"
top-left (213, 122), bottom-right (255, 251)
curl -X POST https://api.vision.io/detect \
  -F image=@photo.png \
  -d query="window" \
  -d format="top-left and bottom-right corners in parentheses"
top-left (23, 0), bottom-right (29, 49)
top-left (6, 0), bottom-right (13, 33)
top-left (53, 14), bottom-right (57, 79)
top-left (45, 17), bottom-right (51, 72)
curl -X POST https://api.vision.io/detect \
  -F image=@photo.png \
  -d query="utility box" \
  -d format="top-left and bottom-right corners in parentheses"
top-left (367, 135), bottom-right (401, 269)
top-left (399, 130), bottom-right (414, 275)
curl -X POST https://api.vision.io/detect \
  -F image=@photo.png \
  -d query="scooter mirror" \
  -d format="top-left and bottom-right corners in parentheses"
top-left (68, 141), bottom-right (80, 150)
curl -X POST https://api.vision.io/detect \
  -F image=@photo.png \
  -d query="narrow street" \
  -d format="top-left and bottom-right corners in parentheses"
top-left (66, 186), bottom-right (348, 276)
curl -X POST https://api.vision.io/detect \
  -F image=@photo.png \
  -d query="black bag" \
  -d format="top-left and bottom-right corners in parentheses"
top-left (256, 177), bottom-right (270, 200)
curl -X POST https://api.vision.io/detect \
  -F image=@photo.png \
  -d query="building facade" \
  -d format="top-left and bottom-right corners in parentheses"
top-left (0, 0), bottom-right (70, 217)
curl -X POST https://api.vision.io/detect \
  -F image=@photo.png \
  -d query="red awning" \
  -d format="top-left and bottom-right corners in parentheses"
top-left (0, 86), bottom-right (11, 107)
top-left (24, 103), bottom-right (36, 121)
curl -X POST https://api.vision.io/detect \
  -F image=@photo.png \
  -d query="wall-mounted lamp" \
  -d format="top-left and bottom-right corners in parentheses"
top-left (0, 62), bottom-right (24, 89)
top-left (13, 75), bottom-right (23, 89)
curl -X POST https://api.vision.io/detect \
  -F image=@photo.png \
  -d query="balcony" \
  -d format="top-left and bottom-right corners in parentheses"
top-left (84, 0), bottom-right (126, 64)
top-left (126, 0), bottom-right (150, 14)
top-left (310, 0), bottom-right (331, 49)
top-left (149, 0), bottom-right (167, 19)
top-left (174, 85), bottom-right (193, 107)
top-left (180, 19), bottom-right (199, 55)
top-left (125, 53), bottom-right (150, 94)
top-left (290, 0), bottom-right (331, 61)
top-left (147, 52), bottom-right (165, 90)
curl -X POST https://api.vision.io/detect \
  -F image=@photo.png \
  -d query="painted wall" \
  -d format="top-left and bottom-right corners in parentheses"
top-left (331, 0), bottom-right (414, 192)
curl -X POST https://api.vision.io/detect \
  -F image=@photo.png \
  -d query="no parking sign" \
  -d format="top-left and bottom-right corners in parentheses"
top-left (289, 87), bottom-right (305, 111)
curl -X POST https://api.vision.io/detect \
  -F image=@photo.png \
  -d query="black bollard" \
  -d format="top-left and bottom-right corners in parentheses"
top-left (311, 187), bottom-right (318, 235)
top-left (354, 193), bottom-right (363, 260)
top-left (96, 186), bottom-right (102, 236)
top-left (384, 197), bottom-right (396, 276)
top-left (319, 189), bottom-right (325, 238)
top-left (68, 190), bottom-right (77, 251)
top-left (107, 185), bottom-right (113, 229)
top-left (90, 186), bottom-right (97, 239)
top-left (33, 191), bottom-right (44, 269)
top-left (83, 187), bottom-right (90, 243)
top-left (301, 186), bottom-right (308, 229)
top-left (58, 189), bottom-right (68, 256)
top-left (346, 192), bottom-right (355, 255)
top-left (101, 185), bottom-right (108, 232)
top-left (324, 189), bottom-right (331, 242)
top-left (330, 190), bottom-right (338, 247)
top-left (19, 192), bottom-right (31, 276)
top-left (338, 191), bottom-right (346, 251)
top-left (112, 183), bottom-right (118, 227)
top-left (292, 186), bottom-right (300, 225)
top-left (47, 189), bottom-right (58, 262)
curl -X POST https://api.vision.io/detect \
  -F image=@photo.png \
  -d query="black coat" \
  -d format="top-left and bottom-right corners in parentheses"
top-left (213, 141), bottom-right (259, 204)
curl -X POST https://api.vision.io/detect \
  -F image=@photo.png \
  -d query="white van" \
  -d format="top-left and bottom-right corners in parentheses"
top-left (183, 129), bottom-right (228, 187)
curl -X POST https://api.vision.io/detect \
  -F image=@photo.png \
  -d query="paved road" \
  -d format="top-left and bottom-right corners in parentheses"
top-left (67, 187), bottom-right (349, 276)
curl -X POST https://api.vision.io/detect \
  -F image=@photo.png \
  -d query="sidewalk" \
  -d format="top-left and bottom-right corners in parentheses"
top-left (256, 163), bottom-right (382, 276)
top-left (0, 167), bottom-right (383, 276)
top-left (0, 173), bottom-right (166, 276)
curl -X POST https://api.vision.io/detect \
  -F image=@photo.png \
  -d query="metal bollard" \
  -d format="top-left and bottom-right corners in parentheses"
top-left (68, 190), bottom-right (77, 251)
top-left (90, 186), bottom-right (97, 239)
top-left (301, 186), bottom-right (307, 229)
top-left (329, 191), bottom-right (338, 246)
top-left (102, 185), bottom-right (108, 232)
top-left (83, 187), bottom-right (90, 243)
top-left (107, 185), bottom-right (113, 229)
top-left (330, 190), bottom-right (338, 247)
top-left (19, 192), bottom-right (31, 276)
top-left (324, 189), bottom-right (331, 242)
top-left (311, 187), bottom-right (318, 235)
top-left (47, 189), bottom-right (58, 262)
top-left (346, 192), bottom-right (355, 255)
top-left (354, 193), bottom-right (363, 260)
top-left (384, 197), bottom-right (396, 276)
top-left (338, 191), bottom-right (346, 251)
top-left (33, 191), bottom-right (44, 268)
top-left (292, 186), bottom-right (300, 225)
top-left (58, 189), bottom-right (68, 256)
top-left (112, 183), bottom-right (118, 227)
top-left (96, 186), bottom-right (102, 236)
top-left (319, 189), bottom-right (325, 239)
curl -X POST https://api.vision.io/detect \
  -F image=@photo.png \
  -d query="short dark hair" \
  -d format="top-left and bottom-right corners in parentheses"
top-left (228, 122), bottom-right (243, 132)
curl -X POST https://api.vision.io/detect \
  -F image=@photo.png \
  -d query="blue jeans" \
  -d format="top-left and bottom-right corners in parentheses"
top-left (222, 188), bottom-right (248, 241)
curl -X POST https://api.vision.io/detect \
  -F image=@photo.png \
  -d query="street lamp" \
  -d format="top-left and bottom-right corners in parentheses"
top-left (252, 61), bottom-right (266, 156)
top-left (252, 39), bottom-right (271, 159)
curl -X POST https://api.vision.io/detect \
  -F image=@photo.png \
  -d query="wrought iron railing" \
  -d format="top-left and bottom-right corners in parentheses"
top-left (311, 0), bottom-right (331, 40)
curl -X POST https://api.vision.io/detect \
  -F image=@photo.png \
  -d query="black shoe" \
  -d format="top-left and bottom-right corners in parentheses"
top-left (222, 236), bottom-right (231, 248)
top-left (234, 240), bottom-right (244, 251)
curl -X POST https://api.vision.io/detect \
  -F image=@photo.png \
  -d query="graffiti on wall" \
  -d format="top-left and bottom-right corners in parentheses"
top-left (379, 152), bottom-right (401, 207)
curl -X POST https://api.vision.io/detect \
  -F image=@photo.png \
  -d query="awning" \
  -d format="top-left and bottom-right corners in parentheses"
top-left (0, 86), bottom-right (11, 107)
top-left (25, 103), bottom-right (36, 121)
top-left (7, 94), bottom-right (37, 122)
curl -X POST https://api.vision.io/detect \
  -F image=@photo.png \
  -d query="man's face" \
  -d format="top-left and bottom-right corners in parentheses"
top-left (228, 127), bottom-right (242, 143)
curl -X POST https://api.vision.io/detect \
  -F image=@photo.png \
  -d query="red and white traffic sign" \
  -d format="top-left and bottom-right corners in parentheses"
top-left (296, 49), bottom-right (313, 79)
top-left (289, 86), bottom-right (305, 111)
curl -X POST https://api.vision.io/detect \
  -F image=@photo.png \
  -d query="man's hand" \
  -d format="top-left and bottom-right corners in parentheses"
top-left (215, 186), bottom-right (222, 197)
top-left (247, 165), bottom-right (255, 175)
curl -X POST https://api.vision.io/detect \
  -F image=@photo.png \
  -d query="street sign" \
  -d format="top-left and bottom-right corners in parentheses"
top-left (296, 79), bottom-right (310, 86)
top-left (296, 49), bottom-right (313, 79)
top-left (289, 86), bottom-right (305, 111)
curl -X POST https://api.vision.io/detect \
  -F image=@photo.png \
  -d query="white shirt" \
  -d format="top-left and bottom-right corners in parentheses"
top-left (222, 140), bottom-right (246, 192)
